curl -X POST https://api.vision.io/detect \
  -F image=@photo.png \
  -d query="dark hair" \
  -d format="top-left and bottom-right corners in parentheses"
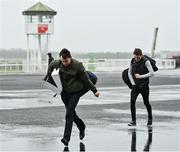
top-left (133, 48), bottom-right (142, 56)
top-left (59, 48), bottom-right (72, 59)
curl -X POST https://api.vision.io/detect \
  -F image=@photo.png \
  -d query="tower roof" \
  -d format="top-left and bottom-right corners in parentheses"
top-left (22, 2), bottom-right (57, 16)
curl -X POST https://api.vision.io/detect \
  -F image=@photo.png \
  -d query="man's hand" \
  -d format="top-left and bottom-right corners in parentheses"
top-left (135, 73), bottom-right (141, 79)
top-left (94, 91), bottom-right (100, 97)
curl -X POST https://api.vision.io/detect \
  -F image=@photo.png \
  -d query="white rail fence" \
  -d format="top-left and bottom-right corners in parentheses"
top-left (0, 58), bottom-right (176, 73)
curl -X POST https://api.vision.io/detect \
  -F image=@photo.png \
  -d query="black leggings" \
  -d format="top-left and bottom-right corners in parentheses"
top-left (130, 85), bottom-right (152, 122)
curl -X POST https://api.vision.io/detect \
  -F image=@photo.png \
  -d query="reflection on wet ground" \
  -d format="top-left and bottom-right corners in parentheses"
top-left (63, 142), bottom-right (85, 152)
top-left (129, 127), bottom-right (152, 152)
top-left (0, 120), bottom-right (180, 151)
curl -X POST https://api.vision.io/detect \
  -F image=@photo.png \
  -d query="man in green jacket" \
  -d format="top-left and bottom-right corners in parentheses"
top-left (44, 48), bottom-right (100, 146)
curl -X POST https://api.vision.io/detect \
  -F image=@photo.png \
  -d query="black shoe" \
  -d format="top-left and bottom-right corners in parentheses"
top-left (63, 146), bottom-right (69, 152)
top-left (128, 121), bottom-right (136, 126)
top-left (79, 128), bottom-right (85, 140)
top-left (61, 138), bottom-right (69, 146)
top-left (80, 142), bottom-right (85, 151)
top-left (147, 119), bottom-right (152, 126)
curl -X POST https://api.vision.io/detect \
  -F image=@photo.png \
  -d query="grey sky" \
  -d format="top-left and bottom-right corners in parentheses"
top-left (0, 0), bottom-right (179, 53)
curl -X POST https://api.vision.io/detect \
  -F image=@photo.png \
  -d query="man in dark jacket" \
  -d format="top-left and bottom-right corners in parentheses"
top-left (128, 48), bottom-right (154, 126)
top-left (44, 48), bottom-right (100, 146)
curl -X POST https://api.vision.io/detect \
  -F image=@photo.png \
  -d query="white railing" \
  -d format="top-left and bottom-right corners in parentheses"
top-left (0, 58), bottom-right (176, 73)
top-left (82, 58), bottom-right (176, 72)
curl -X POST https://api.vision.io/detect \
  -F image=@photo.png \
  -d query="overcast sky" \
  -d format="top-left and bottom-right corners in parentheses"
top-left (0, 0), bottom-right (179, 53)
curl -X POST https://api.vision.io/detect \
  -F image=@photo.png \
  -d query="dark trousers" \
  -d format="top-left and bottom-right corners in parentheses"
top-left (61, 90), bottom-right (86, 142)
top-left (130, 85), bottom-right (152, 122)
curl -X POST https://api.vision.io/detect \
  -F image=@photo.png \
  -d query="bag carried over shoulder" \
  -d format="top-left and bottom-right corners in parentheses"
top-left (122, 55), bottom-right (158, 88)
top-left (143, 55), bottom-right (158, 72)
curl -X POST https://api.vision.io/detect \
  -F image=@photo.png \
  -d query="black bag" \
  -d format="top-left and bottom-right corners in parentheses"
top-left (144, 55), bottom-right (158, 72)
top-left (122, 68), bottom-right (132, 89)
top-left (86, 71), bottom-right (98, 85)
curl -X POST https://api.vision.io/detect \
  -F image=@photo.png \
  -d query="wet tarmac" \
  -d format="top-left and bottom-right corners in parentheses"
top-left (0, 69), bottom-right (180, 151)
top-left (0, 123), bottom-right (179, 151)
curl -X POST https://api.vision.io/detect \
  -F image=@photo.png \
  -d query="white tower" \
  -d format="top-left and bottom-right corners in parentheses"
top-left (22, 2), bottom-right (57, 72)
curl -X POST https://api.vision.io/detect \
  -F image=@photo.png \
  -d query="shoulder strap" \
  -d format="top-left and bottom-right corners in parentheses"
top-left (131, 58), bottom-right (135, 64)
top-left (142, 56), bottom-right (148, 63)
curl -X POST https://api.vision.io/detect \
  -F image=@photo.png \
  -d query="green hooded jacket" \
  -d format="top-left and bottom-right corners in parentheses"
top-left (45, 58), bottom-right (97, 94)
